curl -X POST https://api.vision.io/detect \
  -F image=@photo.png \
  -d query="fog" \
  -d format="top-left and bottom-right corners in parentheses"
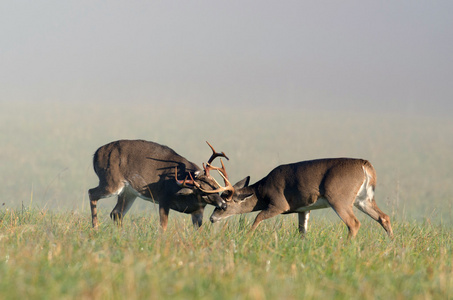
top-left (2, 1), bottom-right (452, 115)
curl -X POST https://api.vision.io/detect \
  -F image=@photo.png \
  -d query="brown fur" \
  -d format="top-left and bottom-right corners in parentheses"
top-left (89, 140), bottom-right (225, 230)
top-left (210, 158), bottom-right (393, 239)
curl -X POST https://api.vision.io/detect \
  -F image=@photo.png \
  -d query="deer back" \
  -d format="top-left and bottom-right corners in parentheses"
top-left (93, 140), bottom-right (199, 194)
top-left (254, 158), bottom-right (371, 208)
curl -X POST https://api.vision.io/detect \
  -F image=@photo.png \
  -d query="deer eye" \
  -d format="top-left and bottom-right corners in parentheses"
top-left (221, 191), bottom-right (232, 199)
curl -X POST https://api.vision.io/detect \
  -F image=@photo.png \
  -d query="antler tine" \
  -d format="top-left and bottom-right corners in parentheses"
top-left (202, 163), bottom-right (223, 189)
top-left (194, 159), bottom-right (235, 198)
top-left (214, 164), bottom-right (233, 189)
top-left (194, 178), bottom-right (234, 195)
top-left (206, 141), bottom-right (229, 165)
top-left (206, 159), bottom-right (229, 181)
top-left (174, 165), bottom-right (196, 187)
top-left (202, 163), bottom-right (210, 177)
top-left (219, 159), bottom-right (229, 180)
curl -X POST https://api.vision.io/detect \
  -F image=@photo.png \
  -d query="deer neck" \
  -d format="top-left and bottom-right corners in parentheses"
top-left (237, 184), bottom-right (267, 212)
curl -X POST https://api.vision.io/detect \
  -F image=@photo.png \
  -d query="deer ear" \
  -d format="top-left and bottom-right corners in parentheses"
top-left (233, 176), bottom-right (250, 189)
top-left (176, 188), bottom-right (194, 196)
top-left (236, 192), bottom-right (254, 202)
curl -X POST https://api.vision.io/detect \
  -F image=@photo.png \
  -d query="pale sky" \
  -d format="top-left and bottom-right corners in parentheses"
top-left (1, 1), bottom-right (452, 115)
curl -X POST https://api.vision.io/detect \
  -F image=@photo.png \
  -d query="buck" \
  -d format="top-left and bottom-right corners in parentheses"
top-left (88, 140), bottom-right (229, 230)
top-left (208, 158), bottom-right (394, 239)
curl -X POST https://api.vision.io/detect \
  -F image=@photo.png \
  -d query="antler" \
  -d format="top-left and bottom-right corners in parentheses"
top-left (174, 165), bottom-right (196, 187)
top-left (193, 159), bottom-right (235, 198)
top-left (175, 142), bottom-right (234, 200)
top-left (206, 141), bottom-right (229, 165)
top-left (204, 159), bottom-right (229, 181)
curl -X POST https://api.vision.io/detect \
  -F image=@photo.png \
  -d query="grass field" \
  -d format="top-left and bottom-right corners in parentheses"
top-left (1, 100), bottom-right (453, 299)
top-left (1, 208), bottom-right (452, 299)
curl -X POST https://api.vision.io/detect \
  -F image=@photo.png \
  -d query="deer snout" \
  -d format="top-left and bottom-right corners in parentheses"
top-left (210, 208), bottom-right (223, 223)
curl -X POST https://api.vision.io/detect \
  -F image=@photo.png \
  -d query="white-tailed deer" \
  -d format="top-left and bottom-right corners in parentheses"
top-left (88, 140), bottom-right (229, 231)
top-left (209, 158), bottom-right (394, 239)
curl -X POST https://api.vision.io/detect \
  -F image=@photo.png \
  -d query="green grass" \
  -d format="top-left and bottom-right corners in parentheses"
top-left (1, 208), bottom-right (452, 299)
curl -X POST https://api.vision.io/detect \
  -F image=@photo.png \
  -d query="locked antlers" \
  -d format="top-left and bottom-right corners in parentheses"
top-left (195, 159), bottom-right (235, 196)
top-left (174, 141), bottom-right (235, 198)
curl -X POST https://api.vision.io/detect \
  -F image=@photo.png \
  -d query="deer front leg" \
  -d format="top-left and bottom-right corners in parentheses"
top-left (159, 204), bottom-right (170, 232)
top-left (191, 208), bottom-right (204, 229)
top-left (250, 206), bottom-right (284, 231)
top-left (298, 211), bottom-right (310, 235)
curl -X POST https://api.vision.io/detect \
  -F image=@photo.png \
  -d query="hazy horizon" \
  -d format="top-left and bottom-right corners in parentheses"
top-left (2, 1), bottom-right (453, 116)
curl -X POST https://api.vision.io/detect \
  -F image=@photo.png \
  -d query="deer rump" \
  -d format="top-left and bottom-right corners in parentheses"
top-left (91, 140), bottom-right (197, 204)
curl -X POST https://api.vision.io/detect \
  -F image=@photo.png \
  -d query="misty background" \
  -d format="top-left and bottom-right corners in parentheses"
top-left (2, 1), bottom-right (452, 115)
top-left (1, 2), bottom-right (453, 223)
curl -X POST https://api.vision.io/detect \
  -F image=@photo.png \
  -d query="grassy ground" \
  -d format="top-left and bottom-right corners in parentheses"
top-left (1, 208), bottom-right (452, 299)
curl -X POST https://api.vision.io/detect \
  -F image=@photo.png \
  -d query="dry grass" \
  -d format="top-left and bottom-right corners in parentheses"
top-left (1, 208), bottom-right (452, 299)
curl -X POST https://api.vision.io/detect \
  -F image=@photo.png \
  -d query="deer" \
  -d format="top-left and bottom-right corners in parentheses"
top-left (207, 158), bottom-right (394, 239)
top-left (88, 140), bottom-right (229, 231)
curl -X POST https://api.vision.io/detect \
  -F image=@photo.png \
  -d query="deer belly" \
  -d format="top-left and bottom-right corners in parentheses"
top-left (122, 183), bottom-right (158, 203)
top-left (136, 191), bottom-right (156, 202)
top-left (294, 197), bottom-right (330, 212)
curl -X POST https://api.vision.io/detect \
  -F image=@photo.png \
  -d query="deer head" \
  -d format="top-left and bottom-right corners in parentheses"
top-left (175, 141), bottom-right (234, 208)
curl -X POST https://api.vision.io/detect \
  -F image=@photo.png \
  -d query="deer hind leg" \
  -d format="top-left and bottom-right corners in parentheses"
top-left (355, 197), bottom-right (394, 239)
top-left (88, 181), bottom-right (125, 229)
top-left (298, 211), bottom-right (311, 236)
top-left (191, 207), bottom-right (204, 229)
top-left (110, 189), bottom-right (137, 226)
top-left (329, 201), bottom-right (361, 239)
